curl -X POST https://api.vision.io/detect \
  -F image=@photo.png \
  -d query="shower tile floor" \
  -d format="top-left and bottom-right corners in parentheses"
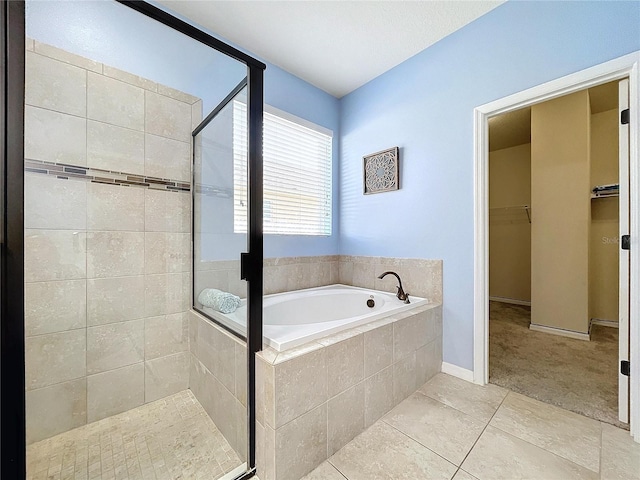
top-left (27, 390), bottom-right (241, 480)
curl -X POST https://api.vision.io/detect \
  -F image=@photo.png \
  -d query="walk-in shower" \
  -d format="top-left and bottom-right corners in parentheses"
top-left (1, 1), bottom-right (264, 478)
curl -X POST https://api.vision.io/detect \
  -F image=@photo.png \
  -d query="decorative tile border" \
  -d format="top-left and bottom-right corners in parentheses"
top-left (24, 159), bottom-right (191, 192)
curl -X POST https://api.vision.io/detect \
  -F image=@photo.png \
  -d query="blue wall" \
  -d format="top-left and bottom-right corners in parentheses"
top-left (154, 1), bottom-right (343, 258)
top-left (261, 65), bottom-right (340, 257)
top-left (26, 0), bottom-right (640, 368)
top-left (339, 0), bottom-right (640, 370)
top-left (26, 0), bottom-right (340, 259)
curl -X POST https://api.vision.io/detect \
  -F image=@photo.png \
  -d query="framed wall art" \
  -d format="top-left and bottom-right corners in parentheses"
top-left (363, 146), bottom-right (399, 194)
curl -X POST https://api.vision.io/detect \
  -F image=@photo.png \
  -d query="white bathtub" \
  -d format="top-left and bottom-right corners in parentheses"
top-left (202, 284), bottom-right (428, 351)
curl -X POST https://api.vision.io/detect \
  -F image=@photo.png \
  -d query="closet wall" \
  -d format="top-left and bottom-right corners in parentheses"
top-left (530, 90), bottom-right (592, 334)
top-left (490, 83), bottom-right (620, 336)
top-left (589, 107), bottom-right (619, 323)
top-left (489, 143), bottom-right (531, 303)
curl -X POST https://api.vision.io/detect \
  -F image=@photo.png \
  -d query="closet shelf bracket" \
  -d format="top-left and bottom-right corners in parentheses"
top-left (489, 205), bottom-right (531, 224)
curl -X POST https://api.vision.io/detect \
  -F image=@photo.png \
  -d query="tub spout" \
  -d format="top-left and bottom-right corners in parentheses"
top-left (377, 271), bottom-right (410, 304)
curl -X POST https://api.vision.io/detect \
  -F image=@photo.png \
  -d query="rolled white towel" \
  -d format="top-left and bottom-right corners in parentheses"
top-left (198, 288), bottom-right (241, 314)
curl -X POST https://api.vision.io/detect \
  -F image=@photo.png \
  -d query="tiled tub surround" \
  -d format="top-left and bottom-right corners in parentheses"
top-left (190, 255), bottom-right (442, 476)
top-left (24, 39), bottom-right (201, 444)
top-left (254, 302), bottom-right (443, 480)
top-left (196, 255), bottom-right (442, 302)
top-left (189, 310), bottom-right (249, 462)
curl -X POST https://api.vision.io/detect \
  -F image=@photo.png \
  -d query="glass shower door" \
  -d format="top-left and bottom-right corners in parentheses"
top-left (192, 81), bottom-right (260, 478)
top-left (193, 83), bottom-right (249, 336)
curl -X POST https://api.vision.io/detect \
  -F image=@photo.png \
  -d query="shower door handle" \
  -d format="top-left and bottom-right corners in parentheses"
top-left (240, 252), bottom-right (250, 280)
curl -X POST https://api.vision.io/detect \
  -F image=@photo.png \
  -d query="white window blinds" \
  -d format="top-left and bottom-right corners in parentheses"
top-left (233, 102), bottom-right (333, 235)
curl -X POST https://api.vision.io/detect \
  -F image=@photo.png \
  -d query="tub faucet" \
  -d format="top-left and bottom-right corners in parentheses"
top-left (377, 271), bottom-right (410, 304)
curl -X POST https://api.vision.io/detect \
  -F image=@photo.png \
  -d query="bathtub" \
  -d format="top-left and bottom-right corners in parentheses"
top-left (202, 284), bottom-right (428, 351)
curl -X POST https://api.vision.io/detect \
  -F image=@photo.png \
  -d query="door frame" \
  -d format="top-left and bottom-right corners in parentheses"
top-left (1, 1), bottom-right (26, 478)
top-left (473, 51), bottom-right (640, 440)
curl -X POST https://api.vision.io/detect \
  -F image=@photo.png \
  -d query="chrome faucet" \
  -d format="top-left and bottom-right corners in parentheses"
top-left (377, 271), bottom-right (410, 303)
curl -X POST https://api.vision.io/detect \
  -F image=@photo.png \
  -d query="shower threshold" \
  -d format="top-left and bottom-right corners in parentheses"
top-left (27, 390), bottom-right (241, 480)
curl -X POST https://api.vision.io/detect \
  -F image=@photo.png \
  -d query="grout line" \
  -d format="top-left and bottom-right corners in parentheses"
top-left (487, 392), bottom-right (601, 474)
top-left (142, 151), bottom-right (147, 408)
top-left (415, 383), bottom-right (504, 424)
top-left (326, 375), bottom-right (330, 460)
top-left (84, 83), bottom-right (89, 427)
top-left (488, 419), bottom-right (601, 474)
top-left (455, 389), bottom-right (509, 470)
top-left (326, 459), bottom-right (350, 480)
top-left (380, 417), bottom-right (458, 469)
top-left (599, 421), bottom-right (603, 478)
top-left (143, 89), bottom-right (147, 178)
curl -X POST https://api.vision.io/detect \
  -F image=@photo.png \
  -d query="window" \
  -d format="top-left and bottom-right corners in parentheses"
top-left (233, 102), bottom-right (332, 235)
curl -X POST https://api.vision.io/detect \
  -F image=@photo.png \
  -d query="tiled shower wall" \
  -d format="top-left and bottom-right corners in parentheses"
top-left (23, 40), bottom-right (201, 444)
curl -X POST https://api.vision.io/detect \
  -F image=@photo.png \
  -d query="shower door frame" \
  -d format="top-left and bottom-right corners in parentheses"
top-left (1, 1), bottom-right (26, 479)
top-left (0, 1), bottom-right (265, 478)
top-left (120, 3), bottom-right (265, 477)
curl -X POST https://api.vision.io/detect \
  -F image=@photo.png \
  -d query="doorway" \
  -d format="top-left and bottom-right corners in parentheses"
top-left (473, 52), bottom-right (640, 441)
top-left (486, 81), bottom-right (624, 427)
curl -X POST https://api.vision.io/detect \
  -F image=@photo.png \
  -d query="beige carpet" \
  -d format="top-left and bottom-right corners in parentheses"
top-left (489, 301), bottom-right (627, 429)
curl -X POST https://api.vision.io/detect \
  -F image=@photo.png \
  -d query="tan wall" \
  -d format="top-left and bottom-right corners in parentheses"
top-left (589, 108), bottom-right (619, 321)
top-left (531, 90), bottom-right (591, 333)
top-left (489, 143), bottom-right (532, 302)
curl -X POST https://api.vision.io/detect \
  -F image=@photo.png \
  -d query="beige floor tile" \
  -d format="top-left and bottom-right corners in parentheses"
top-left (452, 470), bottom-right (478, 480)
top-left (383, 392), bottom-right (486, 466)
top-left (419, 373), bottom-right (507, 422)
top-left (301, 461), bottom-right (346, 480)
top-left (27, 390), bottom-right (240, 480)
top-left (461, 426), bottom-right (598, 480)
top-left (490, 392), bottom-right (601, 472)
top-left (329, 421), bottom-right (457, 480)
top-left (601, 422), bottom-right (640, 479)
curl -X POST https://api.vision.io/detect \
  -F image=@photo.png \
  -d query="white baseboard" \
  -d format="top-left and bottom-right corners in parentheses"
top-left (441, 362), bottom-right (474, 382)
top-left (489, 296), bottom-right (531, 306)
top-left (529, 323), bottom-right (591, 341)
top-left (591, 318), bottom-right (619, 328)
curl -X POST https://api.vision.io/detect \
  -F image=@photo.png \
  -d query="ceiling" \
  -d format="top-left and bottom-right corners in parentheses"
top-left (159, 1), bottom-right (504, 98)
top-left (489, 108), bottom-right (531, 152)
top-left (589, 81), bottom-right (618, 114)
top-left (489, 81), bottom-right (619, 152)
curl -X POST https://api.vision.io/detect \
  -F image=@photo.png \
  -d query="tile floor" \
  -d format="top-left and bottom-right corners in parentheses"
top-left (26, 390), bottom-right (241, 480)
top-left (24, 375), bottom-right (640, 480)
top-left (302, 373), bottom-right (640, 480)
